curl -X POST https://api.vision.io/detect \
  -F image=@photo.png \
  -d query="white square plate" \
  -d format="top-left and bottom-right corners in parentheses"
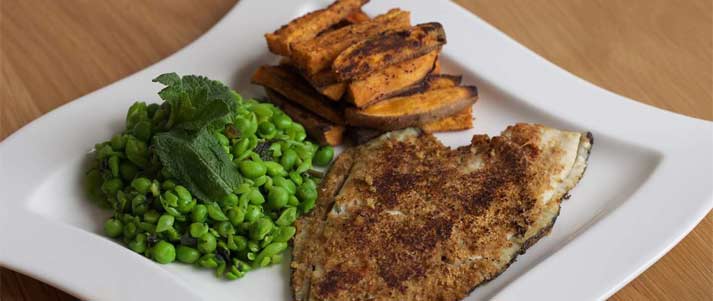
top-left (1, 1), bottom-right (711, 300)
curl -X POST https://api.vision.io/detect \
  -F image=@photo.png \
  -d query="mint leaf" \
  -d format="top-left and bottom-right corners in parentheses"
top-left (153, 128), bottom-right (241, 201)
top-left (153, 73), bottom-right (181, 86)
top-left (152, 73), bottom-right (236, 132)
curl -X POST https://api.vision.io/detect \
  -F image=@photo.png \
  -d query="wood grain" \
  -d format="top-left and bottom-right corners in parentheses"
top-left (1, 0), bottom-right (711, 300)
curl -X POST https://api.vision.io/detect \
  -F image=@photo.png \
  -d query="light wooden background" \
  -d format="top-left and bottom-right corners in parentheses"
top-left (1, 0), bottom-right (711, 300)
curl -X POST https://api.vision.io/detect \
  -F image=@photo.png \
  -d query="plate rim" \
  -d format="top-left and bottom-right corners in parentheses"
top-left (0, 0), bottom-right (711, 300)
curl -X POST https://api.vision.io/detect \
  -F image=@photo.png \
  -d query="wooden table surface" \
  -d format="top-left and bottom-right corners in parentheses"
top-left (1, 0), bottom-right (711, 300)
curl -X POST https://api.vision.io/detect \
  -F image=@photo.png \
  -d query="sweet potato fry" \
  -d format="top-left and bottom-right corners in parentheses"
top-left (321, 8), bottom-right (371, 34)
top-left (291, 9), bottom-right (411, 75)
top-left (421, 106), bottom-right (473, 133)
top-left (345, 86), bottom-right (477, 130)
top-left (390, 74), bottom-right (463, 98)
top-left (345, 50), bottom-right (439, 108)
top-left (265, 0), bottom-right (368, 56)
top-left (279, 59), bottom-right (346, 101)
top-left (332, 22), bottom-right (446, 81)
top-left (317, 83), bottom-right (347, 101)
top-left (251, 65), bottom-right (345, 124)
top-left (426, 74), bottom-right (462, 89)
top-left (264, 89), bottom-right (345, 146)
top-left (345, 8), bottom-right (370, 23)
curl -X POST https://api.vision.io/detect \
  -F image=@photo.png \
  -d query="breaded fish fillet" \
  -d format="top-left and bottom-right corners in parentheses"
top-left (291, 124), bottom-right (592, 301)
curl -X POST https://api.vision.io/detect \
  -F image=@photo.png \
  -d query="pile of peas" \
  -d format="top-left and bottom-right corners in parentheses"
top-left (85, 97), bottom-right (334, 280)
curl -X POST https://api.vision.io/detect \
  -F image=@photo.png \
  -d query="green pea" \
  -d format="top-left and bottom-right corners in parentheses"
top-left (270, 254), bottom-right (283, 265)
top-left (191, 204), bottom-right (207, 222)
top-left (238, 193), bottom-right (250, 209)
top-left (128, 233), bottom-right (147, 253)
top-left (164, 207), bottom-right (184, 220)
top-left (245, 205), bottom-right (262, 223)
top-left (258, 122), bottom-right (276, 137)
top-left (280, 149), bottom-right (298, 171)
top-left (110, 134), bottom-right (126, 150)
top-left (206, 202), bottom-right (228, 221)
top-left (313, 146), bottom-right (334, 167)
top-left (176, 245), bottom-right (201, 264)
top-left (151, 241), bottom-right (176, 264)
top-left (288, 195), bottom-right (299, 207)
top-left (252, 242), bottom-right (287, 268)
top-left (215, 259), bottom-right (227, 278)
top-left (264, 161), bottom-right (286, 177)
top-left (276, 207), bottom-right (298, 226)
top-left (214, 132), bottom-right (230, 146)
top-left (273, 226), bottom-right (296, 242)
top-left (234, 258), bottom-right (251, 273)
top-left (164, 228), bottom-right (183, 242)
top-left (162, 191), bottom-right (178, 207)
top-left (216, 221), bottom-right (235, 237)
top-left (274, 176), bottom-right (296, 195)
top-left (263, 177), bottom-right (273, 190)
top-left (149, 180), bottom-right (161, 197)
top-left (247, 241), bottom-right (260, 253)
top-left (289, 171), bottom-right (303, 186)
top-left (224, 272), bottom-right (240, 281)
top-left (96, 144), bottom-right (115, 160)
top-left (295, 160), bottom-right (311, 174)
top-left (272, 114), bottom-right (292, 130)
top-left (297, 183), bottom-right (318, 204)
top-left (233, 138), bottom-right (251, 156)
top-left (124, 138), bottom-right (148, 167)
top-left (119, 162), bottom-right (138, 181)
top-left (133, 120), bottom-right (152, 142)
top-left (131, 177), bottom-right (152, 194)
top-left (131, 194), bottom-right (148, 215)
top-left (247, 188), bottom-right (265, 205)
top-left (108, 156), bottom-right (120, 178)
top-left (228, 235), bottom-right (247, 251)
top-left (143, 210), bottom-right (160, 224)
top-left (104, 218), bottom-right (123, 238)
top-left (189, 222), bottom-right (209, 238)
top-left (253, 103), bottom-right (274, 119)
top-left (114, 190), bottom-right (129, 213)
top-left (268, 186), bottom-right (289, 209)
top-left (174, 186), bottom-right (195, 213)
top-left (123, 222), bottom-right (137, 240)
top-left (253, 175), bottom-right (268, 187)
top-left (221, 193), bottom-right (239, 207)
top-left (138, 222), bottom-right (156, 233)
top-left (198, 232), bottom-right (217, 253)
top-left (101, 178), bottom-right (123, 196)
top-left (300, 198), bottom-right (316, 213)
top-left (269, 143), bottom-right (282, 158)
top-left (292, 124), bottom-right (307, 141)
top-left (249, 218), bottom-right (273, 241)
top-left (234, 183), bottom-right (252, 195)
top-left (156, 214), bottom-right (174, 232)
top-left (174, 185), bottom-right (192, 203)
top-left (304, 178), bottom-right (317, 189)
top-left (198, 254), bottom-right (219, 268)
top-left (227, 208), bottom-right (245, 226)
top-left (177, 197), bottom-right (196, 214)
top-left (234, 116), bottom-right (257, 137)
top-left (126, 102), bottom-right (148, 130)
top-left (239, 160), bottom-right (267, 179)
